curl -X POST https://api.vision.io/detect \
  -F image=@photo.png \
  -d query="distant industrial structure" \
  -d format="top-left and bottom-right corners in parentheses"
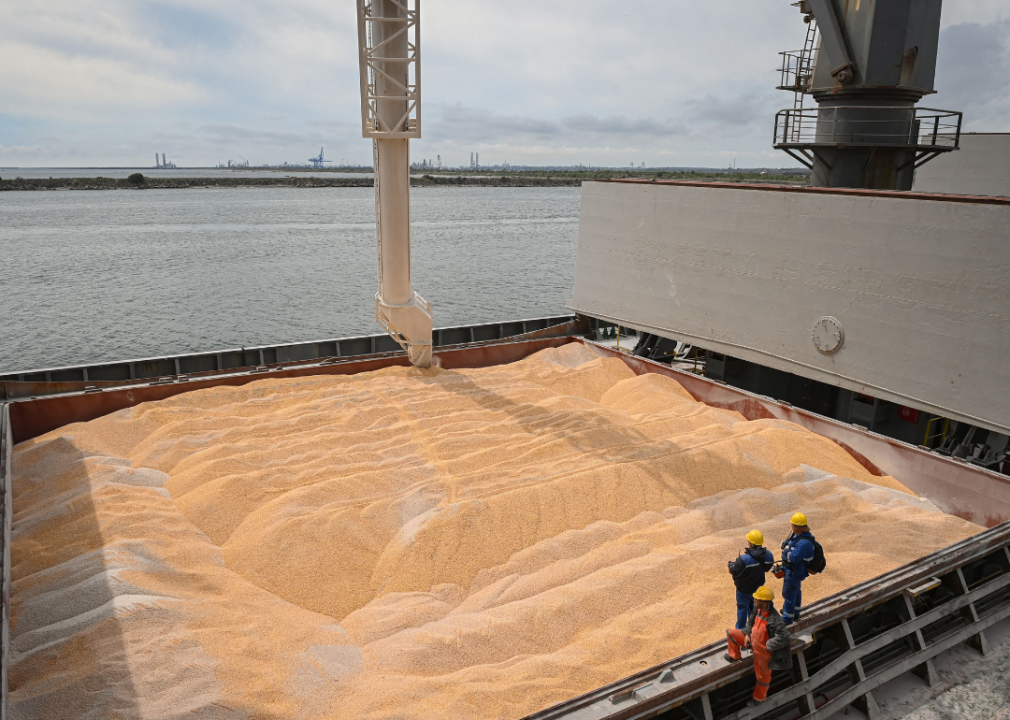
top-left (412, 155), bottom-right (442, 171)
top-left (308, 148), bottom-right (332, 169)
top-left (154, 153), bottom-right (176, 169)
top-left (218, 157), bottom-right (251, 168)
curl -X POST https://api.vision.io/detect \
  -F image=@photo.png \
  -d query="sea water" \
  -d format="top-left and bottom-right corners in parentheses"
top-left (0, 186), bottom-right (579, 372)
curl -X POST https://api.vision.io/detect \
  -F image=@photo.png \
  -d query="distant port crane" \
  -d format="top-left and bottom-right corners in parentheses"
top-left (308, 148), bottom-right (332, 169)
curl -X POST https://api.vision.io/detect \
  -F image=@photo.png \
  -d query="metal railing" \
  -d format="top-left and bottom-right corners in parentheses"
top-left (924, 416), bottom-right (951, 449)
top-left (774, 106), bottom-right (963, 150)
top-left (777, 50), bottom-right (814, 93)
top-left (777, 14), bottom-right (819, 143)
top-left (0, 315), bottom-right (578, 399)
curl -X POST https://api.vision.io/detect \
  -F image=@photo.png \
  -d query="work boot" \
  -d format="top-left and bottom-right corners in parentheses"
top-left (746, 699), bottom-right (762, 707)
top-left (723, 653), bottom-right (740, 663)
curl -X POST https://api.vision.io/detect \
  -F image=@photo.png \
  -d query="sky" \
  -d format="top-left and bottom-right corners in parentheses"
top-left (0, 0), bottom-right (1007, 169)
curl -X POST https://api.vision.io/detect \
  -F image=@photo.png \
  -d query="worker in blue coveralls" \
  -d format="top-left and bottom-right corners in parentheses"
top-left (779, 512), bottom-right (816, 625)
top-left (728, 529), bottom-right (775, 630)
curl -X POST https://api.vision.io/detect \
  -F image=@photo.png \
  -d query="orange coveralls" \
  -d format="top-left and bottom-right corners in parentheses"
top-left (726, 608), bottom-right (773, 702)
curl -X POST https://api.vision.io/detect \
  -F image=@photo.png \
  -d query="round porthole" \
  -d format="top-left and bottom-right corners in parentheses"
top-left (812, 316), bottom-right (844, 354)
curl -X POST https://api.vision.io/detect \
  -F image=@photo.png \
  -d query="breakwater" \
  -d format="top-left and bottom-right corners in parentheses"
top-left (0, 175), bottom-right (583, 191)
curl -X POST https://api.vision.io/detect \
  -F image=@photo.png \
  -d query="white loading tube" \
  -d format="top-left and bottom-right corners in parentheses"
top-left (357, 0), bottom-right (432, 367)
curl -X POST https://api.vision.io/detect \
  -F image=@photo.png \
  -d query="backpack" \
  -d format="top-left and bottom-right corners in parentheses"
top-left (806, 540), bottom-right (826, 574)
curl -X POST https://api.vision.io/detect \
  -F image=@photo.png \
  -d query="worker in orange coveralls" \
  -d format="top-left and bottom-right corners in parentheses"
top-left (724, 586), bottom-right (792, 707)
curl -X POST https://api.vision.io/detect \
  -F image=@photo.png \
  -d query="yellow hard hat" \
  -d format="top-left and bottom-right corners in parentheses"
top-left (791, 512), bottom-right (809, 527)
top-left (753, 586), bottom-right (775, 602)
top-left (746, 529), bottom-right (764, 546)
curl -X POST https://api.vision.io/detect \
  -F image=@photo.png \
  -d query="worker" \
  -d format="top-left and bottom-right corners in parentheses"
top-left (779, 512), bottom-right (817, 625)
top-left (724, 586), bottom-right (791, 707)
top-left (727, 529), bottom-right (775, 630)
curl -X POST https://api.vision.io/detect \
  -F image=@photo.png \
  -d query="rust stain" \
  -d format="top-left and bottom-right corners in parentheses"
top-left (727, 398), bottom-right (777, 421)
top-left (8, 336), bottom-right (575, 444)
top-left (949, 508), bottom-right (976, 524)
top-left (833, 441), bottom-right (886, 477)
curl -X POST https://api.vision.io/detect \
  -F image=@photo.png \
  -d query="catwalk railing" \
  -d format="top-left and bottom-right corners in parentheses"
top-left (773, 106), bottom-right (962, 157)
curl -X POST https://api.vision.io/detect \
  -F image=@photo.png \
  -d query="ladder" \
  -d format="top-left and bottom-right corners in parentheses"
top-left (789, 18), bottom-right (819, 142)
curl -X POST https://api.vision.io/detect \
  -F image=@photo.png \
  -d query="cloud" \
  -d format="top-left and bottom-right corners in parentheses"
top-left (412, 94), bottom-right (778, 167)
top-left (0, 41), bottom-right (206, 120)
top-left (933, 18), bottom-right (1010, 129)
top-left (199, 124), bottom-right (317, 145)
top-left (0, 1), bottom-right (1006, 167)
top-left (941, 0), bottom-right (1009, 27)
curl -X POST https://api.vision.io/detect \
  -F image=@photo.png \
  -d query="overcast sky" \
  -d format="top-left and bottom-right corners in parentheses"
top-left (1, 0), bottom-right (1007, 169)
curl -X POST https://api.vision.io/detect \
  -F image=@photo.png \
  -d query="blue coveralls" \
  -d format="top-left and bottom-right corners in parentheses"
top-left (780, 531), bottom-right (815, 625)
top-left (729, 546), bottom-right (775, 629)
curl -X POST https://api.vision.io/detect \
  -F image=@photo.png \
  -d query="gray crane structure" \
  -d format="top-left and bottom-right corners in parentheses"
top-left (774, 0), bottom-right (962, 191)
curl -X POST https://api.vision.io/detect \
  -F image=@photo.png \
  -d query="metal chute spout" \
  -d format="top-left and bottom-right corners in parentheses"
top-left (376, 291), bottom-right (433, 368)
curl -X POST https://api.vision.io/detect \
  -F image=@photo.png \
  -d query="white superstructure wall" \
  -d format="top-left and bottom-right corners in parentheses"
top-left (568, 181), bottom-right (1010, 434)
top-left (913, 133), bottom-right (1010, 198)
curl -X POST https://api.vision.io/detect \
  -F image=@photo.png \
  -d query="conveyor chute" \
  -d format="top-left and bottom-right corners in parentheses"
top-left (357, 0), bottom-right (432, 367)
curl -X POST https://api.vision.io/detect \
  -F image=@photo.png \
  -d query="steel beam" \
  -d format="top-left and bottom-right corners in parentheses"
top-left (806, 0), bottom-right (854, 82)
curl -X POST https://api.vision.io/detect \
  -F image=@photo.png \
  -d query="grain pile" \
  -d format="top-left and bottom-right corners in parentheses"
top-left (10, 343), bottom-right (982, 720)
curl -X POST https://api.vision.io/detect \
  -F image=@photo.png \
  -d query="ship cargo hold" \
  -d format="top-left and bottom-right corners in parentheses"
top-left (2, 0), bottom-right (1010, 718)
top-left (1, 306), bottom-right (1009, 719)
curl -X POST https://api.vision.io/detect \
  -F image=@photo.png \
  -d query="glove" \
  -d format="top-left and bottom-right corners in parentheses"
top-left (781, 539), bottom-right (789, 550)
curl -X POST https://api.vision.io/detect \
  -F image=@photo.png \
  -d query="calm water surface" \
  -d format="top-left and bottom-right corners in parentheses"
top-left (0, 168), bottom-right (372, 179)
top-left (0, 186), bottom-right (579, 372)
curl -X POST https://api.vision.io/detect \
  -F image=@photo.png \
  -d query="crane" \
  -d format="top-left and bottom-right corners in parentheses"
top-left (308, 147), bottom-right (332, 169)
top-left (773, 0), bottom-right (960, 189)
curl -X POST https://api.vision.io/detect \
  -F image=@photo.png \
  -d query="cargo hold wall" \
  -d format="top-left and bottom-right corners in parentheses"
top-left (913, 133), bottom-right (1010, 198)
top-left (568, 180), bottom-right (1010, 435)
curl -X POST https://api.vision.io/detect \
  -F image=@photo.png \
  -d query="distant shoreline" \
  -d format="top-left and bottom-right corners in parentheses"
top-left (0, 176), bottom-right (578, 191)
top-left (0, 171), bottom-right (809, 191)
